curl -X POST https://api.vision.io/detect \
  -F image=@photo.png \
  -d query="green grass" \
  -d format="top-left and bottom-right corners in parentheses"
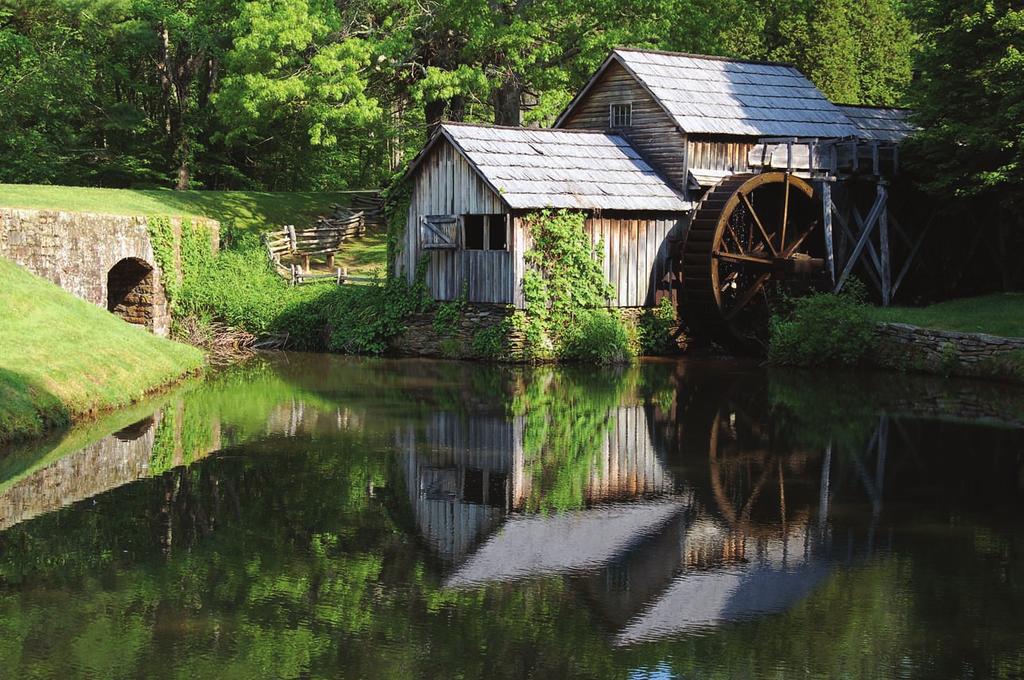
top-left (868, 293), bottom-right (1024, 338)
top-left (0, 183), bottom-right (347, 234)
top-left (0, 257), bottom-right (205, 443)
top-left (327, 224), bottom-right (388, 276)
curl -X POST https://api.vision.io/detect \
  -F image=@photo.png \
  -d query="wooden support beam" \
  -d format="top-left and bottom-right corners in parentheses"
top-left (879, 188), bottom-right (891, 306)
top-left (833, 202), bottom-right (882, 293)
top-left (888, 212), bottom-right (914, 250)
top-left (835, 185), bottom-right (886, 293)
top-left (781, 172), bottom-right (792, 249)
top-left (891, 220), bottom-right (931, 298)
top-left (822, 181), bottom-right (836, 284)
top-left (848, 206), bottom-right (883, 275)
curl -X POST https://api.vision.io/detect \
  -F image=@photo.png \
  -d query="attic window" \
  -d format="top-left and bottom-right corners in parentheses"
top-left (610, 102), bottom-right (632, 128)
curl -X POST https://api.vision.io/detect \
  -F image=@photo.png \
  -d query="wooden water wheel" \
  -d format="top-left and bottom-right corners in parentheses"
top-left (681, 172), bottom-right (827, 352)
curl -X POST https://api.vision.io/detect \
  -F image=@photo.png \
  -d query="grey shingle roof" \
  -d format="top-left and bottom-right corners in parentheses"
top-left (611, 49), bottom-right (861, 138)
top-left (440, 124), bottom-right (691, 211)
top-left (836, 105), bottom-right (916, 142)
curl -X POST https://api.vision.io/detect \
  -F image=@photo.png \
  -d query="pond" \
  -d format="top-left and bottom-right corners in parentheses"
top-left (1, 354), bottom-right (1023, 679)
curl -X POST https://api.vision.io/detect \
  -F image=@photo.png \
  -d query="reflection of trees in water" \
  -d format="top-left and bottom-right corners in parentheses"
top-left (1, 356), bottom-right (1023, 677)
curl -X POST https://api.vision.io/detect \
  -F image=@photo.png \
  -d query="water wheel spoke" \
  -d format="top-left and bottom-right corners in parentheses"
top-left (780, 173), bottom-right (791, 249)
top-left (782, 220), bottom-right (819, 258)
top-left (739, 192), bottom-right (778, 257)
top-left (724, 273), bottom-right (771, 320)
top-left (713, 251), bottom-right (773, 268)
top-left (725, 222), bottom-right (746, 254)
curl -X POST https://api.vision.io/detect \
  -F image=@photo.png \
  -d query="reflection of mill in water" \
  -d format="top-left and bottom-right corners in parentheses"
top-left (395, 396), bottom-right (900, 645)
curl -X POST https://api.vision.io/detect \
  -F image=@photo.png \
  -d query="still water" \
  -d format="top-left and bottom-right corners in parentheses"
top-left (1, 355), bottom-right (1023, 679)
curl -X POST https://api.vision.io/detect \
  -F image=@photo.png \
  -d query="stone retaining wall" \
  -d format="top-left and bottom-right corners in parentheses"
top-left (0, 208), bottom-right (219, 336)
top-left (391, 304), bottom-right (683, 360)
top-left (392, 304), bottom-right (521, 359)
top-left (872, 322), bottom-right (1024, 382)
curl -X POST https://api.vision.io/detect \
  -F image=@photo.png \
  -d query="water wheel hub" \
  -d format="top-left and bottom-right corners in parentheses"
top-left (680, 172), bottom-right (826, 352)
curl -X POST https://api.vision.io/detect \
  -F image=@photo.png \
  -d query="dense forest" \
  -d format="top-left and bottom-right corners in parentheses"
top-left (0, 1), bottom-right (1020, 211)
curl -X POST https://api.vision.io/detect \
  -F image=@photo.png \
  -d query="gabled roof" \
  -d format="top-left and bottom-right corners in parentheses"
top-left (836, 105), bottom-right (916, 142)
top-left (443, 499), bottom-right (690, 589)
top-left (409, 123), bottom-right (691, 212)
top-left (558, 48), bottom-right (862, 139)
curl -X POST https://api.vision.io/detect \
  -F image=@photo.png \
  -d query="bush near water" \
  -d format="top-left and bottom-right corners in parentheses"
top-left (176, 209), bottom-right (677, 364)
top-left (768, 280), bottom-right (876, 367)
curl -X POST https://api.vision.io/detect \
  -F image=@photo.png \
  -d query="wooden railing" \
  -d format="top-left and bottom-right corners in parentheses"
top-left (263, 206), bottom-right (377, 286)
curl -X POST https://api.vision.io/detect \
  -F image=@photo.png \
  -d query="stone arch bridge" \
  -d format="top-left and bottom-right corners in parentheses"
top-left (0, 208), bottom-right (218, 336)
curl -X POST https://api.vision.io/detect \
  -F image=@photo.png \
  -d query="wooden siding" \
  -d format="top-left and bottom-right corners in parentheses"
top-left (512, 212), bottom-right (685, 308)
top-left (396, 413), bottom-right (524, 563)
top-left (401, 138), bottom-right (513, 302)
top-left (558, 61), bottom-right (688, 194)
top-left (587, 404), bottom-right (675, 503)
top-left (686, 135), bottom-right (756, 174)
top-left (396, 404), bottom-right (672, 563)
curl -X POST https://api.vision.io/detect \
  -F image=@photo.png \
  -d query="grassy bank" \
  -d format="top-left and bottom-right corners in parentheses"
top-left (868, 293), bottom-right (1024, 338)
top-left (0, 183), bottom-right (347, 234)
top-left (0, 257), bottom-right (205, 443)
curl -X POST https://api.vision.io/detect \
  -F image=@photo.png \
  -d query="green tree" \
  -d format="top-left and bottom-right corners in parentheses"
top-left (761, 0), bottom-right (913, 105)
top-left (907, 1), bottom-right (1023, 202)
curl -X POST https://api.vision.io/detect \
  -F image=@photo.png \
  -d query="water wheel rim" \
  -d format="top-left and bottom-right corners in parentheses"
top-left (709, 172), bottom-right (816, 315)
top-left (680, 171), bottom-right (820, 352)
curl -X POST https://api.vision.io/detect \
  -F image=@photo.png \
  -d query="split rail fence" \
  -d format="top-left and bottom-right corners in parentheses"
top-left (262, 192), bottom-right (384, 286)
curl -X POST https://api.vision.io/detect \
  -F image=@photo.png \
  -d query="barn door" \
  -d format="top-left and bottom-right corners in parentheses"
top-left (420, 214), bottom-right (459, 249)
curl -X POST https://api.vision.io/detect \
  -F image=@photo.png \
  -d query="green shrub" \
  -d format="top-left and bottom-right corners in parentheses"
top-left (178, 246), bottom-right (293, 335)
top-left (471, 322), bottom-right (509, 359)
top-left (439, 338), bottom-right (463, 358)
top-left (561, 309), bottom-right (637, 364)
top-left (178, 245), bottom-right (431, 354)
top-left (638, 297), bottom-right (678, 355)
top-left (768, 281), bottom-right (876, 366)
top-left (320, 262), bottom-right (432, 354)
top-left (979, 349), bottom-right (1024, 382)
top-left (433, 284), bottom-right (466, 337)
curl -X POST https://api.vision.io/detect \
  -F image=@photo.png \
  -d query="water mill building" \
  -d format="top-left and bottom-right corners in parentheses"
top-left (398, 47), bottom-right (915, 348)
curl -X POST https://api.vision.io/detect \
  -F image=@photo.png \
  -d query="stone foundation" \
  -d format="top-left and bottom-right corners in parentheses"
top-left (392, 304), bottom-right (522, 359)
top-left (391, 303), bottom-right (684, 360)
top-left (872, 322), bottom-right (1024, 383)
top-left (0, 208), bottom-right (219, 337)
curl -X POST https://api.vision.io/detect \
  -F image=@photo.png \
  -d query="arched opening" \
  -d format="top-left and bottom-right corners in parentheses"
top-left (112, 416), bottom-right (155, 442)
top-left (107, 257), bottom-right (155, 328)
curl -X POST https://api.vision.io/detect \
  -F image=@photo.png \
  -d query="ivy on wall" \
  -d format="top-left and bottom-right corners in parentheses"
top-left (146, 215), bottom-right (215, 314)
top-left (514, 209), bottom-right (635, 363)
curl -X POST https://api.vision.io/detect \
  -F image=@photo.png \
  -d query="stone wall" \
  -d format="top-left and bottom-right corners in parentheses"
top-left (0, 208), bottom-right (219, 337)
top-left (872, 322), bottom-right (1024, 383)
top-left (391, 304), bottom-right (684, 360)
top-left (392, 304), bottom-right (522, 359)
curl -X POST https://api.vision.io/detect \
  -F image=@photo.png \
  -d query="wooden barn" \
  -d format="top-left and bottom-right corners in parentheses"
top-left (398, 48), bottom-right (916, 346)
top-left (398, 124), bottom-right (690, 307)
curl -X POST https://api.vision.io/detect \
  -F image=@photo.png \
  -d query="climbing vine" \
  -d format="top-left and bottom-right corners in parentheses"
top-left (146, 215), bottom-right (215, 314)
top-left (515, 210), bottom-right (633, 363)
top-left (147, 215), bottom-right (179, 303)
